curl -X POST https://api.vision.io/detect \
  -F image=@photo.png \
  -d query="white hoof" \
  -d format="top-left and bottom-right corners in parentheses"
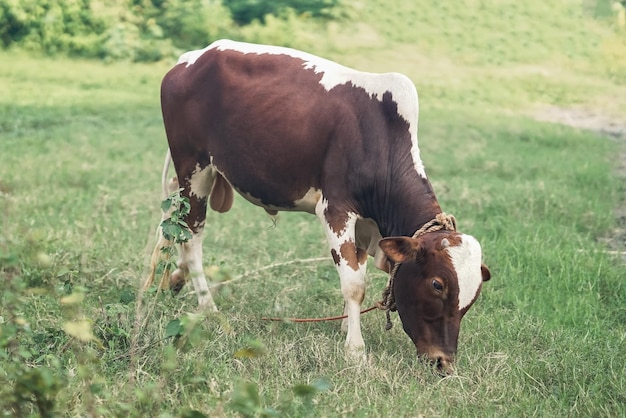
top-left (197, 292), bottom-right (218, 312)
top-left (344, 344), bottom-right (367, 363)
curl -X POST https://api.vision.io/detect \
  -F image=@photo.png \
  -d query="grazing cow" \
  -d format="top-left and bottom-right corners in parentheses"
top-left (146, 39), bottom-right (491, 372)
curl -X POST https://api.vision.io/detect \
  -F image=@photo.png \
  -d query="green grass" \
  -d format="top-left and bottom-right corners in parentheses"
top-left (1, 1), bottom-right (626, 416)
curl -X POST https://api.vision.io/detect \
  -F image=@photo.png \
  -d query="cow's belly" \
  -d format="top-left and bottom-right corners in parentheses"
top-left (229, 179), bottom-right (322, 215)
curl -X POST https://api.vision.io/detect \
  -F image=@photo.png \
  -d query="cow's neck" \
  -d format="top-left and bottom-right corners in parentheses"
top-left (369, 169), bottom-right (443, 239)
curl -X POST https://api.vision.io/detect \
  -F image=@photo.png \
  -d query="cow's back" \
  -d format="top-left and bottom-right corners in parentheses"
top-left (161, 40), bottom-right (420, 214)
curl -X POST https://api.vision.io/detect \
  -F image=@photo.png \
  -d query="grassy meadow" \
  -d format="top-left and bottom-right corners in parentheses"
top-left (1, 1), bottom-right (626, 416)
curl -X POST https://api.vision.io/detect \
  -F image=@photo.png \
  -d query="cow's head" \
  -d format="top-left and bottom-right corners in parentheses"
top-left (379, 231), bottom-right (490, 373)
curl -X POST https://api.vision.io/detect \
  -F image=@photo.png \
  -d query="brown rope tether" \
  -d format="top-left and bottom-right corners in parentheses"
top-left (261, 305), bottom-right (378, 323)
top-left (259, 213), bottom-right (456, 326)
top-left (377, 213), bottom-right (457, 330)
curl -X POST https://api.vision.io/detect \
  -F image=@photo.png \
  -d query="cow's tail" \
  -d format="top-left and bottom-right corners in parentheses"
top-left (161, 149), bottom-right (172, 199)
top-left (144, 149), bottom-right (177, 291)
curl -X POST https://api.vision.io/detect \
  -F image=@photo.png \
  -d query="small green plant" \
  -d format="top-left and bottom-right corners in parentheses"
top-left (160, 189), bottom-right (192, 244)
top-left (291, 378), bottom-right (332, 412)
top-left (0, 271), bottom-right (63, 417)
top-left (228, 376), bottom-right (332, 417)
top-left (229, 380), bottom-right (279, 418)
top-left (59, 287), bottom-right (107, 416)
top-left (233, 338), bottom-right (267, 359)
top-left (164, 312), bottom-right (207, 352)
top-left (155, 189), bottom-right (193, 280)
top-left (228, 339), bottom-right (331, 417)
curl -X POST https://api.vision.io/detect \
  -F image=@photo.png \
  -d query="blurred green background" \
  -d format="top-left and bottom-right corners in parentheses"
top-left (1, 1), bottom-right (625, 417)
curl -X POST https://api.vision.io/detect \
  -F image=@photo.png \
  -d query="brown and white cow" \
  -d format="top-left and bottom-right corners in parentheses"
top-left (146, 39), bottom-right (490, 372)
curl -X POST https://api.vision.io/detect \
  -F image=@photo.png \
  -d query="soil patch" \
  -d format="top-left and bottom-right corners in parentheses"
top-left (532, 106), bottom-right (626, 262)
top-left (534, 106), bottom-right (626, 140)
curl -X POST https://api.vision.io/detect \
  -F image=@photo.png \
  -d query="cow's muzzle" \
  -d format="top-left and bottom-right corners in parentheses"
top-left (420, 348), bottom-right (455, 375)
top-left (434, 355), bottom-right (455, 375)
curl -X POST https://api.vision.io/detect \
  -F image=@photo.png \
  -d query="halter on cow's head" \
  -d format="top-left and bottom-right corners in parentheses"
top-left (378, 214), bottom-right (491, 373)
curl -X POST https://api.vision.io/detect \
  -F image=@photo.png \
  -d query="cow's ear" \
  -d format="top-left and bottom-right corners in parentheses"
top-left (481, 264), bottom-right (491, 282)
top-left (379, 237), bottom-right (420, 263)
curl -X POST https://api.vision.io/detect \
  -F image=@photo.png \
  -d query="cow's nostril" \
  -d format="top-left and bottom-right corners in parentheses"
top-left (435, 356), bottom-right (455, 375)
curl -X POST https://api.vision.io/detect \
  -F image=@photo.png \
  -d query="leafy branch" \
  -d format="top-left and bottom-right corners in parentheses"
top-left (159, 189), bottom-right (192, 244)
top-left (155, 189), bottom-right (192, 278)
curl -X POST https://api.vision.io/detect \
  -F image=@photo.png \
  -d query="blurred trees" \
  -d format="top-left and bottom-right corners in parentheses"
top-left (223, 0), bottom-right (341, 25)
top-left (0, 0), bottom-right (343, 61)
top-left (0, 0), bottom-right (105, 54)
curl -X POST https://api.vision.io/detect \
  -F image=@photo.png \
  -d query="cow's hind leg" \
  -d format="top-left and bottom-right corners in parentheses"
top-left (175, 231), bottom-right (216, 310)
top-left (170, 164), bottom-right (218, 310)
top-left (316, 198), bottom-right (367, 359)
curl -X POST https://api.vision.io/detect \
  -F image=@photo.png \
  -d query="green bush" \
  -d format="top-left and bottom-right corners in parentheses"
top-left (0, 0), bottom-right (105, 56)
top-left (154, 0), bottom-right (235, 50)
top-left (223, 0), bottom-right (340, 25)
top-left (237, 8), bottom-right (327, 50)
top-left (0, 0), bottom-right (343, 61)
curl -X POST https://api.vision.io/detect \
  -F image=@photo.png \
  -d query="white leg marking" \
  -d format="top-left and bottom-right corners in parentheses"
top-left (337, 258), bottom-right (367, 357)
top-left (179, 232), bottom-right (217, 311)
top-left (316, 198), bottom-right (366, 357)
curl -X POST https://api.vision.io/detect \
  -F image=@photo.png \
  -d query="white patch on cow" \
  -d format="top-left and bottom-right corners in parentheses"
top-left (446, 234), bottom-right (483, 311)
top-left (293, 187), bottom-right (323, 212)
top-left (188, 164), bottom-right (215, 199)
top-left (177, 47), bottom-right (211, 66)
top-left (178, 39), bottom-right (427, 179)
top-left (315, 198), bottom-right (358, 255)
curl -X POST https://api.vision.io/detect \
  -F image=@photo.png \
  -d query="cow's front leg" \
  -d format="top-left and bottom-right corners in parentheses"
top-left (340, 246), bottom-right (367, 334)
top-left (316, 199), bottom-right (367, 359)
top-left (336, 243), bottom-right (367, 358)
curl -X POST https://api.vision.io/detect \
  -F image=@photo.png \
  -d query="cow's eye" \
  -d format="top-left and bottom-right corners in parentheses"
top-left (432, 279), bottom-right (444, 292)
